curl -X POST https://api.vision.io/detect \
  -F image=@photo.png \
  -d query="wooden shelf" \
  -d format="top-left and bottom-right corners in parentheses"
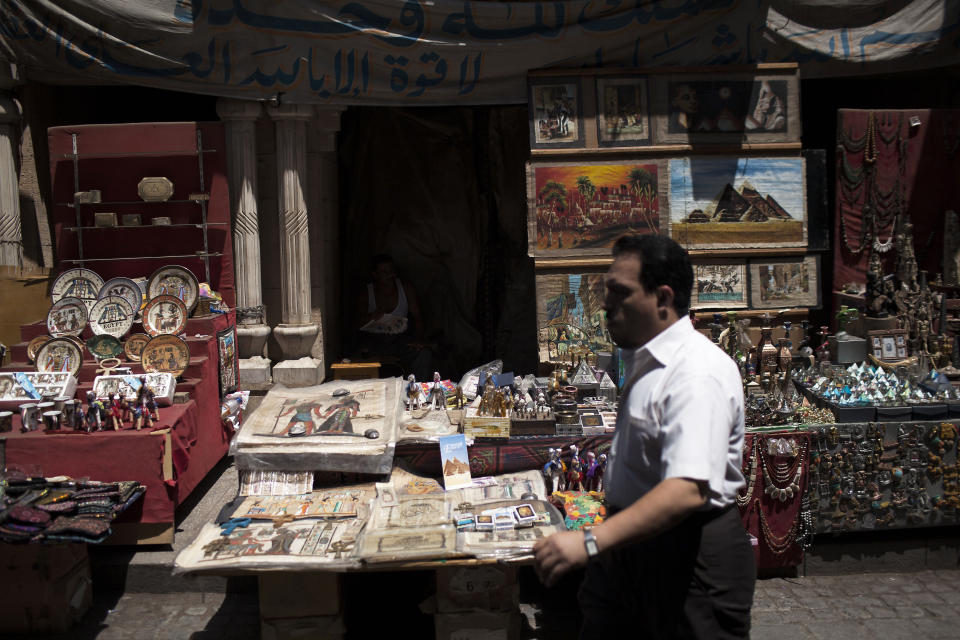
top-left (534, 247), bottom-right (809, 269)
top-left (530, 142), bottom-right (802, 158)
top-left (528, 62), bottom-right (799, 78)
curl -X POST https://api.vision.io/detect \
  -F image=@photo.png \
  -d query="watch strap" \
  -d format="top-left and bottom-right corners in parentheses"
top-left (583, 528), bottom-right (599, 557)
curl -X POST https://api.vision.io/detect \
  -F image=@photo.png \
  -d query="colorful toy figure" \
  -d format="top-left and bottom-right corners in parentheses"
top-left (84, 391), bottom-right (104, 432)
top-left (542, 447), bottom-right (566, 493)
top-left (140, 375), bottom-right (159, 421)
top-left (584, 451), bottom-right (599, 491)
top-left (108, 393), bottom-right (125, 431)
top-left (427, 372), bottom-right (446, 410)
top-left (595, 453), bottom-right (608, 492)
top-left (133, 383), bottom-right (155, 431)
top-left (566, 456), bottom-right (584, 491)
top-left (405, 374), bottom-right (422, 410)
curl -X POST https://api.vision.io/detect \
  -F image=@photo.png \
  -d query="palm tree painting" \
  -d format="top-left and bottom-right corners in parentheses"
top-left (528, 160), bottom-right (667, 257)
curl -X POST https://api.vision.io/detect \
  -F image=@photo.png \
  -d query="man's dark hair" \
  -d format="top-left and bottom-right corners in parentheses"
top-left (612, 234), bottom-right (693, 316)
top-left (371, 254), bottom-right (394, 268)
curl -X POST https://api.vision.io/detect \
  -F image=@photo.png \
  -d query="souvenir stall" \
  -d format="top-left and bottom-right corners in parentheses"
top-left (1, 122), bottom-right (239, 544)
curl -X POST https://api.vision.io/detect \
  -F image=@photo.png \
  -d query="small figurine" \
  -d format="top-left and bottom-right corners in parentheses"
top-left (108, 393), bottom-right (125, 431)
top-left (140, 375), bottom-right (159, 421)
top-left (595, 453), bottom-right (608, 492)
top-left (535, 390), bottom-right (548, 417)
top-left (566, 456), bottom-right (584, 491)
top-left (133, 383), bottom-right (155, 431)
top-left (427, 372), bottom-right (446, 410)
top-left (584, 451), bottom-right (599, 491)
top-left (453, 385), bottom-right (465, 410)
top-left (84, 391), bottom-right (104, 433)
top-left (542, 448), bottom-right (566, 493)
top-left (405, 374), bottom-right (422, 410)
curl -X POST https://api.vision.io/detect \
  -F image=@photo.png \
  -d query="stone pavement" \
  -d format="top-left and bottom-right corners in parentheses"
top-left (9, 567), bottom-right (960, 639)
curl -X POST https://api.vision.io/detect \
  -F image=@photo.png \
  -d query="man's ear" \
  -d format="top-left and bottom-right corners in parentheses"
top-left (656, 285), bottom-right (675, 312)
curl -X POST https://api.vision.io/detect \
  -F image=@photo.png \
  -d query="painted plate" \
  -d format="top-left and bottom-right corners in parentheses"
top-left (36, 338), bottom-right (84, 377)
top-left (46, 297), bottom-right (87, 338)
top-left (88, 296), bottom-right (135, 338)
top-left (98, 277), bottom-right (144, 315)
top-left (141, 295), bottom-right (188, 337)
top-left (147, 265), bottom-right (199, 315)
top-left (124, 333), bottom-right (151, 362)
top-left (51, 268), bottom-right (104, 311)
top-left (141, 334), bottom-right (190, 378)
top-left (26, 335), bottom-right (52, 363)
top-left (86, 334), bottom-right (123, 361)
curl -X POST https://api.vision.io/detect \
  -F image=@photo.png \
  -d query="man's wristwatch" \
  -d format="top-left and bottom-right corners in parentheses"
top-left (583, 529), bottom-right (599, 558)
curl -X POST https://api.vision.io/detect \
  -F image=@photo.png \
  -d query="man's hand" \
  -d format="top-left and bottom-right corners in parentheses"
top-left (533, 529), bottom-right (588, 587)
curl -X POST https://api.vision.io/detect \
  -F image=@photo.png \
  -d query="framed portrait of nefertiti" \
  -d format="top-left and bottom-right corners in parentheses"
top-left (651, 68), bottom-right (800, 145)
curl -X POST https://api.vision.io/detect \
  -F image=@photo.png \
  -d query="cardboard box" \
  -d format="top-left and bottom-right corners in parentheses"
top-left (462, 409), bottom-right (510, 440)
top-left (434, 610), bottom-right (521, 640)
top-left (436, 566), bottom-right (519, 613)
top-left (0, 543), bottom-right (92, 634)
top-left (259, 573), bottom-right (342, 619)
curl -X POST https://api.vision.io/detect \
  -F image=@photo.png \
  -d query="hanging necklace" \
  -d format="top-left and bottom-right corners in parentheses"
top-left (737, 441), bottom-right (759, 508)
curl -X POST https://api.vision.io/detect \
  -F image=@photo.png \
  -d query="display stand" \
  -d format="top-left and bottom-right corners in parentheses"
top-left (3, 313), bottom-right (235, 544)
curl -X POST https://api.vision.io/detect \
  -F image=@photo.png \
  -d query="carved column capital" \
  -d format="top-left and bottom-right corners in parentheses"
top-left (216, 98), bottom-right (263, 122)
top-left (267, 103), bottom-right (314, 122)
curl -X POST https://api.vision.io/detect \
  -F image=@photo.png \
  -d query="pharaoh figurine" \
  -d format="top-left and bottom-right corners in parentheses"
top-left (405, 374), bottom-right (422, 411)
top-left (427, 372), bottom-right (446, 410)
top-left (865, 251), bottom-right (889, 318)
top-left (895, 222), bottom-right (919, 291)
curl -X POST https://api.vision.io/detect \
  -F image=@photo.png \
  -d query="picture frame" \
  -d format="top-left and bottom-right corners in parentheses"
top-left (650, 69), bottom-right (800, 145)
top-left (596, 76), bottom-right (651, 147)
top-left (535, 270), bottom-right (614, 364)
top-left (867, 329), bottom-right (909, 362)
top-left (669, 156), bottom-right (807, 250)
top-left (217, 325), bottom-right (239, 397)
top-left (527, 159), bottom-right (669, 257)
top-left (691, 261), bottom-right (748, 309)
top-left (749, 255), bottom-right (820, 309)
top-left (528, 77), bottom-right (585, 149)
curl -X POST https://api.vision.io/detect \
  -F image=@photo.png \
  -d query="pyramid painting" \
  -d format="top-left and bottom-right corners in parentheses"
top-left (669, 157), bottom-right (805, 248)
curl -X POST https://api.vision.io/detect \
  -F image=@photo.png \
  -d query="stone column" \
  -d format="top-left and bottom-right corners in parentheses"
top-left (268, 103), bottom-right (321, 387)
top-left (216, 98), bottom-right (272, 386)
top-left (0, 94), bottom-right (22, 267)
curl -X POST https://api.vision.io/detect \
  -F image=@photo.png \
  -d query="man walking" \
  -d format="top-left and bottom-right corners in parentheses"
top-left (533, 234), bottom-right (755, 638)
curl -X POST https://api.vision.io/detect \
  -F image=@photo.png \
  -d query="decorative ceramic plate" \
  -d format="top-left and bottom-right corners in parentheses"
top-left (85, 334), bottom-right (123, 361)
top-left (124, 333), bottom-right (151, 362)
top-left (35, 338), bottom-right (83, 377)
top-left (138, 176), bottom-right (174, 202)
top-left (141, 334), bottom-right (190, 378)
top-left (88, 296), bottom-right (135, 338)
top-left (26, 335), bottom-right (52, 363)
top-left (98, 277), bottom-right (144, 315)
top-left (147, 265), bottom-right (199, 315)
top-left (46, 297), bottom-right (88, 338)
top-left (141, 295), bottom-right (188, 337)
top-left (51, 268), bottom-right (104, 311)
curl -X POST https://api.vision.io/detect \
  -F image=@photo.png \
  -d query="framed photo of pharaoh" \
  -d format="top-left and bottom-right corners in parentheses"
top-left (651, 69), bottom-right (800, 144)
top-left (596, 76), bottom-right (652, 147)
top-left (528, 77), bottom-right (585, 149)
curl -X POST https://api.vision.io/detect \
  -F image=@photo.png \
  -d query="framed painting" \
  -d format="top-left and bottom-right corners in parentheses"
top-left (528, 77), bottom-right (585, 149)
top-left (650, 70), bottom-right (800, 144)
top-left (867, 329), bottom-right (909, 362)
top-left (535, 271), bottom-right (614, 364)
top-left (596, 76), bottom-right (651, 147)
top-left (669, 156), bottom-right (806, 249)
top-left (691, 262), bottom-right (748, 309)
top-left (217, 325), bottom-right (239, 397)
top-left (749, 255), bottom-right (820, 309)
top-left (527, 159), bottom-right (669, 257)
